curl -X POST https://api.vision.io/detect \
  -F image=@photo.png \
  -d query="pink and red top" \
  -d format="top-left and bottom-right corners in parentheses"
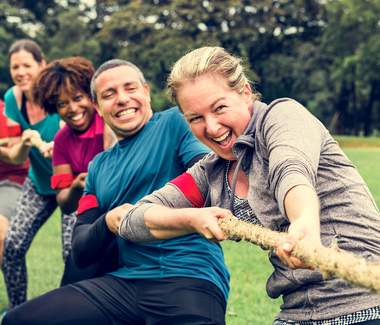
top-left (51, 111), bottom-right (104, 190)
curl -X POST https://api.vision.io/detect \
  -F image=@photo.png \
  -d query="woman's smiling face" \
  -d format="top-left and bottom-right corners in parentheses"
top-left (10, 50), bottom-right (44, 93)
top-left (56, 90), bottom-right (95, 133)
top-left (178, 73), bottom-right (253, 160)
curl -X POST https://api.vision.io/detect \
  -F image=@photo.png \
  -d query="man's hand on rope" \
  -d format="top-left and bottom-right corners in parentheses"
top-left (106, 203), bottom-right (134, 234)
top-left (72, 172), bottom-right (87, 190)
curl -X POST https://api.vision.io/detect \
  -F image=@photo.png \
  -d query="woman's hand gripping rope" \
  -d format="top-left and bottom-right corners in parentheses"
top-left (218, 214), bottom-right (380, 294)
top-left (22, 129), bottom-right (54, 158)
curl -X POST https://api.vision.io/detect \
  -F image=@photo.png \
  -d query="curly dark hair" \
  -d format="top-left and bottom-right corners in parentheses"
top-left (32, 56), bottom-right (95, 114)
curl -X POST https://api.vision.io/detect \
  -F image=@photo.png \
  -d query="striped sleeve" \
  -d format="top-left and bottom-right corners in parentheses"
top-left (169, 172), bottom-right (205, 208)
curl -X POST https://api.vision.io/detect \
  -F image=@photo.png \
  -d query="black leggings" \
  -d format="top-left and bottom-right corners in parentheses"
top-left (3, 276), bottom-right (225, 325)
top-left (2, 286), bottom-right (112, 325)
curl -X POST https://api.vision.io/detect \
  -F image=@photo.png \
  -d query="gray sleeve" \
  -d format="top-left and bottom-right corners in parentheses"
top-left (118, 183), bottom-right (197, 242)
top-left (262, 100), bottom-right (323, 217)
top-left (118, 204), bottom-right (156, 242)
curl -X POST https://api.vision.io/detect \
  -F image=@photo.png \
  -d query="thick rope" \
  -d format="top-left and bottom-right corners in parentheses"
top-left (0, 138), bottom-right (8, 146)
top-left (30, 136), bottom-right (53, 156)
top-left (219, 215), bottom-right (380, 294)
top-left (30, 136), bottom-right (47, 151)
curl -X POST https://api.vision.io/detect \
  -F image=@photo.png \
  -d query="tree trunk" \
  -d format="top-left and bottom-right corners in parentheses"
top-left (363, 82), bottom-right (376, 137)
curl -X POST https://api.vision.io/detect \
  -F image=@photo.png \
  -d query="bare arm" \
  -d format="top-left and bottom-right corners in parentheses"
top-left (262, 101), bottom-right (323, 269)
top-left (118, 203), bottom-right (229, 242)
top-left (1, 128), bottom-right (54, 164)
top-left (116, 161), bottom-right (223, 242)
top-left (145, 205), bottom-right (228, 240)
top-left (275, 184), bottom-right (321, 268)
top-left (0, 134), bottom-right (31, 164)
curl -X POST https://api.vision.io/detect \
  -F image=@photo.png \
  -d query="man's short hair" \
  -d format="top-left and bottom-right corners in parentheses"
top-left (90, 59), bottom-right (147, 102)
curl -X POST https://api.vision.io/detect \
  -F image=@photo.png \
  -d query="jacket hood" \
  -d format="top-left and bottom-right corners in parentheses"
top-left (227, 100), bottom-right (268, 212)
top-left (228, 99), bottom-right (291, 212)
top-left (232, 100), bottom-right (267, 173)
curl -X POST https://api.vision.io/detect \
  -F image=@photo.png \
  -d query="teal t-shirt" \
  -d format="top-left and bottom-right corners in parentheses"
top-left (4, 87), bottom-right (61, 195)
top-left (85, 107), bottom-right (230, 301)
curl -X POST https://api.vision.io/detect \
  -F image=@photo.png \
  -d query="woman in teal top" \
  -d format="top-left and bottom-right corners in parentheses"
top-left (0, 39), bottom-right (61, 308)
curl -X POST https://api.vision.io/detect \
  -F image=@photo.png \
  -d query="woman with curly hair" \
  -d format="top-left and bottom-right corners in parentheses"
top-left (32, 56), bottom-right (117, 285)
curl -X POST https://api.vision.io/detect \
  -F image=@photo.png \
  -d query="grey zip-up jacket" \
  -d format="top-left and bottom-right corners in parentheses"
top-left (120, 98), bottom-right (380, 321)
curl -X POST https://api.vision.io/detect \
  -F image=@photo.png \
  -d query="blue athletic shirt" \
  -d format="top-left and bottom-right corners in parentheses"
top-left (85, 107), bottom-right (230, 302)
top-left (4, 87), bottom-right (61, 195)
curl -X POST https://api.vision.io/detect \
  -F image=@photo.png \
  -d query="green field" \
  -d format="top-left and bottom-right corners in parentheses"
top-left (0, 145), bottom-right (379, 324)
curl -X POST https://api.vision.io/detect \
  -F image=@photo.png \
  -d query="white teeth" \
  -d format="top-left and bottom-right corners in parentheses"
top-left (71, 113), bottom-right (84, 121)
top-left (116, 108), bottom-right (136, 117)
top-left (213, 131), bottom-right (230, 142)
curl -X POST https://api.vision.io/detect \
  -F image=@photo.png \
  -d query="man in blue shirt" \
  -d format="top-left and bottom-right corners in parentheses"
top-left (4, 60), bottom-right (229, 325)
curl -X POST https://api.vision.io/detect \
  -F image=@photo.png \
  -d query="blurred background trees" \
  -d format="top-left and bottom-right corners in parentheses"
top-left (1, 0), bottom-right (379, 135)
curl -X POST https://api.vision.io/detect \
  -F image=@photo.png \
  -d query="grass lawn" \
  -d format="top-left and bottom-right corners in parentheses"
top-left (0, 145), bottom-right (379, 324)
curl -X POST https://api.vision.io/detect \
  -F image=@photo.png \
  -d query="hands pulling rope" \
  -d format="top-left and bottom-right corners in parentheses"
top-left (24, 130), bottom-right (53, 158)
top-left (218, 215), bottom-right (380, 294)
top-left (0, 130), bottom-right (53, 159)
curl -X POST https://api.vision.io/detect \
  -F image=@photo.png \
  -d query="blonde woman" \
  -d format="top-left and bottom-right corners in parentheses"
top-left (117, 47), bottom-right (380, 324)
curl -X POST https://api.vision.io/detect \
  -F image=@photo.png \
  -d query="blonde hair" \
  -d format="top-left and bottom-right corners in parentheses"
top-left (168, 46), bottom-right (258, 103)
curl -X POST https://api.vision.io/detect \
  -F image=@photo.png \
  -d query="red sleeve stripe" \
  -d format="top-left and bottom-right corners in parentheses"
top-left (0, 115), bottom-right (7, 138)
top-left (77, 194), bottom-right (99, 215)
top-left (51, 173), bottom-right (74, 190)
top-left (7, 125), bottom-right (22, 137)
top-left (170, 172), bottom-right (204, 208)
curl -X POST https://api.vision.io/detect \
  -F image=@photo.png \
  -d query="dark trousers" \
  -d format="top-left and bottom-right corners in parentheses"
top-left (3, 275), bottom-right (226, 325)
